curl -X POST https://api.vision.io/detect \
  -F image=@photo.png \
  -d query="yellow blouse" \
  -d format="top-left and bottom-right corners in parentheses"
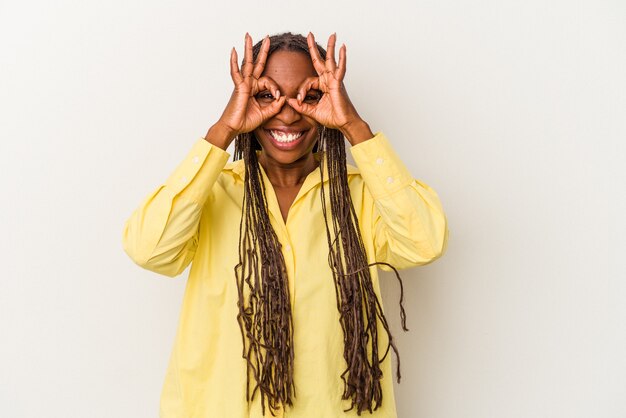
top-left (122, 132), bottom-right (449, 418)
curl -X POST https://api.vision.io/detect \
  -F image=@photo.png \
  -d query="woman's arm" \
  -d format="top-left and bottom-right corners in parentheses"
top-left (122, 135), bottom-right (230, 277)
top-left (351, 132), bottom-right (449, 270)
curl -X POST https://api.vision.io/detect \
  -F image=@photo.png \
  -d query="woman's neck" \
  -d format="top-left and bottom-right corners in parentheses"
top-left (258, 152), bottom-right (319, 188)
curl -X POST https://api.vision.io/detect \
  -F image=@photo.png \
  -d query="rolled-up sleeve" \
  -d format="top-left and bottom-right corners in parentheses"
top-left (350, 132), bottom-right (449, 270)
top-left (122, 138), bottom-right (230, 277)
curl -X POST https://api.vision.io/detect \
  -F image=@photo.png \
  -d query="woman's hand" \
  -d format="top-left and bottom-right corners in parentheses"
top-left (206, 33), bottom-right (285, 149)
top-left (287, 33), bottom-right (374, 145)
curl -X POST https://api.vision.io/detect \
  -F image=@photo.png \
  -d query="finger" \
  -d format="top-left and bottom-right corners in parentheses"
top-left (325, 33), bottom-right (337, 72)
top-left (260, 96), bottom-right (286, 120)
top-left (252, 35), bottom-right (270, 78)
top-left (229, 47), bottom-right (243, 84)
top-left (287, 97), bottom-right (316, 118)
top-left (241, 33), bottom-right (254, 77)
top-left (307, 32), bottom-right (326, 75)
top-left (336, 44), bottom-right (346, 81)
top-left (297, 77), bottom-right (321, 104)
top-left (256, 76), bottom-right (281, 99)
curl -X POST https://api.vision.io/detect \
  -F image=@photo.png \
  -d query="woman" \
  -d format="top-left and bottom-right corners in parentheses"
top-left (123, 32), bottom-right (448, 418)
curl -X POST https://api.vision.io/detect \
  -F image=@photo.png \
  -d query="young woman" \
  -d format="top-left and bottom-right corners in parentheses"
top-left (123, 32), bottom-right (448, 418)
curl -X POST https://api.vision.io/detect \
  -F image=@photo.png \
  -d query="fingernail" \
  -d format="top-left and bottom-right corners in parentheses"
top-left (297, 93), bottom-right (302, 102)
top-left (276, 90), bottom-right (280, 99)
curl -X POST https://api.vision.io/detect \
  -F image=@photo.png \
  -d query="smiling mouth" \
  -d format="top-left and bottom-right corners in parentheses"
top-left (267, 129), bottom-right (305, 143)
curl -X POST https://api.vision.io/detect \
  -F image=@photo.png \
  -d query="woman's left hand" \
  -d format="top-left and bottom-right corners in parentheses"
top-left (287, 33), bottom-right (374, 145)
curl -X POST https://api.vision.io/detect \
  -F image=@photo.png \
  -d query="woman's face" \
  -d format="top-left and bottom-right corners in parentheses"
top-left (253, 50), bottom-right (322, 167)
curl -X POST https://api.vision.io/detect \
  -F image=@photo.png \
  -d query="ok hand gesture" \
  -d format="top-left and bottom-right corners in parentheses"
top-left (212, 33), bottom-right (285, 147)
top-left (287, 33), bottom-right (373, 145)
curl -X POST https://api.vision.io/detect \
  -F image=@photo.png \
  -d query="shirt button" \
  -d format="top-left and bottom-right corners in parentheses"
top-left (181, 176), bottom-right (188, 183)
top-left (376, 157), bottom-right (384, 165)
top-left (192, 156), bottom-right (200, 164)
top-left (386, 176), bottom-right (394, 184)
top-left (285, 244), bottom-right (292, 251)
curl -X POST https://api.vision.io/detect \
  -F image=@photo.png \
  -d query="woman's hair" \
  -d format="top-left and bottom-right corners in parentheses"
top-left (233, 32), bottom-right (407, 416)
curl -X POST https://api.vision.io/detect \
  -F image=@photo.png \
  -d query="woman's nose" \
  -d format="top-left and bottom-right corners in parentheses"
top-left (274, 99), bottom-right (302, 124)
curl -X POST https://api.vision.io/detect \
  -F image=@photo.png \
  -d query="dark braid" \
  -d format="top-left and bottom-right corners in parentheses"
top-left (234, 132), bottom-right (294, 415)
top-left (318, 127), bottom-right (409, 414)
top-left (233, 32), bottom-right (408, 416)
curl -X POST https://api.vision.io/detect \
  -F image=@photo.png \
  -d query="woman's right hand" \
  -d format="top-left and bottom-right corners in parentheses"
top-left (206, 33), bottom-right (285, 149)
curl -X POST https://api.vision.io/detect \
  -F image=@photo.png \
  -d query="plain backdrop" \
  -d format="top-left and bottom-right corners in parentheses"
top-left (1, 0), bottom-right (624, 417)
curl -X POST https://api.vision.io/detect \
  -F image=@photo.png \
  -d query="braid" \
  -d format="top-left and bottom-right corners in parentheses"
top-left (233, 32), bottom-right (408, 416)
top-left (234, 132), bottom-right (295, 415)
top-left (318, 127), bottom-right (408, 414)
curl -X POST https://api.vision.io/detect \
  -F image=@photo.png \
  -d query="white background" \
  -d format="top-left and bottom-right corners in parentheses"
top-left (1, 0), bottom-right (624, 417)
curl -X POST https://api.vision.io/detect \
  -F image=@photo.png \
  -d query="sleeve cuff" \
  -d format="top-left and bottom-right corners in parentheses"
top-left (350, 132), bottom-right (414, 198)
top-left (163, 137), bottom-right (231, 204)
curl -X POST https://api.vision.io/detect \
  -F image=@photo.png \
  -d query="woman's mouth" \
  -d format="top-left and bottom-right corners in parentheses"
top-left (264, 129), bottom-right (307, 150)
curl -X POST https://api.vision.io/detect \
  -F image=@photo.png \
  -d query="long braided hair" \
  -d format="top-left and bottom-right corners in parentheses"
top-left (233, 32), bottom-right (408, 416)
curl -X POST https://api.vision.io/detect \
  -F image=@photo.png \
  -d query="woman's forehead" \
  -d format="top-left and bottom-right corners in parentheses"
top-left (261, 50), bottom-right (317, 90)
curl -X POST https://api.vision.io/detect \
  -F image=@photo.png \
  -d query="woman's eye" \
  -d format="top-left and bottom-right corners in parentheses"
top-left (303, 93), bottom-right (321, 103)
top-left (256, 92), bottom-right (275, 102)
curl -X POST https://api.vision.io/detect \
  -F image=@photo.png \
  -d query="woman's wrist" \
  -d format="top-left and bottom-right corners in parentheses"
top-left (340, 119), bottom-right (374, 146)
top-left (204, 122), bottom-right (237, 150)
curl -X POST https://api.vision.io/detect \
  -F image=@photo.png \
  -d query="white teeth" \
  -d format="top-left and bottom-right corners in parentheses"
top-left (269, 130), bottom-right (303, 143)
